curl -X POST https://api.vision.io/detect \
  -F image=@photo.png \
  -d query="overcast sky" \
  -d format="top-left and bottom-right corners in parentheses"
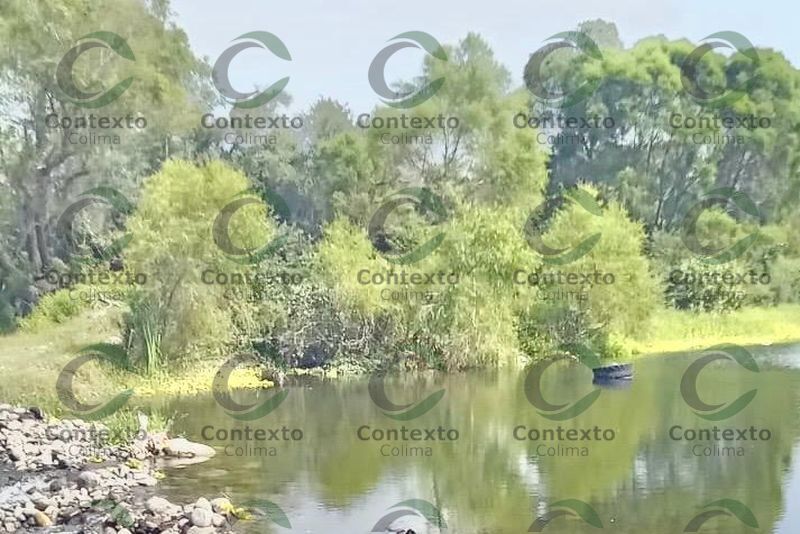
top-left (171, 0), bottom-right (798, 114)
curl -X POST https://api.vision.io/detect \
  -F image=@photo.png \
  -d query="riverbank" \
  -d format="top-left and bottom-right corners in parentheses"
top-left (627, 304), bottom-right (800, 356)
top-left (0, 404), bottom-right (246, 533)
top-left (2, 304), bottom-right (799, 416)
top-left (0, 308), bottom-right (269, 417)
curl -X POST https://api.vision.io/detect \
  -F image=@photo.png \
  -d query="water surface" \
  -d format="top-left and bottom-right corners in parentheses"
top-left (157, 345), bottom-right (800, 533)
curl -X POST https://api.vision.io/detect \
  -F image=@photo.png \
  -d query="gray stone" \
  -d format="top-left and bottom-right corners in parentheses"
top-left (32, 495), bottom-right (53, 510)
top-left (77, 471), bottom-right (100, 489)
top-left (5, 420), bottom-right (22, 431)
top-left (145, 496), bottom-right (174, 516)
top-left (163, 438), bottom-right (215, 459)
top-left (194, 497), bottom-right (211, 511)
top-left (7, 447), bottom-right (25, 462)
top-left (190, 507), bottom-right (213, 527)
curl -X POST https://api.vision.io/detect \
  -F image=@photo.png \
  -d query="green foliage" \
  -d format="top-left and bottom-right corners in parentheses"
top-left (537, 185), bottom-right (659, 336)
top-left (19, 289), bottom-right (86, 331)
top-left (650, 212), bottom-right (800, 311)
top-left (662, 258), bottom-right (747, 312)
top-left (5, 18), bottom-right (800, 372)
top-left (123, 160), bottom-right (274, 365)
top-left (103, 408), bottom-right (174, 445)
top-left (539, 26), bottom-right (800, 231)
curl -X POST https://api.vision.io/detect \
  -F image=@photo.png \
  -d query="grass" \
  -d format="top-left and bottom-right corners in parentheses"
top-left (0, 306), bottom-right (269, 421)
top-left (629, 304), bottom-right (800, 355)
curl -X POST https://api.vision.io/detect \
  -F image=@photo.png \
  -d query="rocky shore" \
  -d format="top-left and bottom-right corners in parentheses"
top-left (0, 404), bottom-right (240, 533)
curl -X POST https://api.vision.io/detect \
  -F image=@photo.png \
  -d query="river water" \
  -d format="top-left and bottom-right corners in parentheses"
top-left (156, 344), bottom-right (800, 533)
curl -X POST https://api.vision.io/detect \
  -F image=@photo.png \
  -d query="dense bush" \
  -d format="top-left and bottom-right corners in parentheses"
top-left (534, 185), bottom-right (660, 336)
top-left (18, 289), bottom-right (86, 332)
top-left (651, 212), bottom-right (799, 312)
top-left (122, 160), bottom-right (275, 369)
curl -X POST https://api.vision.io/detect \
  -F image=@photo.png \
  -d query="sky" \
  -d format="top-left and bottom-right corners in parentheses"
top-left (171, 0), bottom-right (799, 115)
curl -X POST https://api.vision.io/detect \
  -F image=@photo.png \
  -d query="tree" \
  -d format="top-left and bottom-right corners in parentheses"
top-left (0, 0), bottom-right (210, 281)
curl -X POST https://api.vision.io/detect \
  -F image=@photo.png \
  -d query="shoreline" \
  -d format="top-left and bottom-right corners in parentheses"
top-left (1, 304), bottom-right (798, 409)
top-left (629, 334), bottom-right (800, 358)
top-left (0, 404), bottom-right (246, 533)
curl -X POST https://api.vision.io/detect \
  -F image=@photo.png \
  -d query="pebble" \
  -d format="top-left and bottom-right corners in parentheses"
top-left (0, 405), bottom-right (236, 532)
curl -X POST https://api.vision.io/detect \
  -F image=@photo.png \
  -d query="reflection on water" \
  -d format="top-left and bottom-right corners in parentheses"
top-left (155, 345), bottom-right (800, 533)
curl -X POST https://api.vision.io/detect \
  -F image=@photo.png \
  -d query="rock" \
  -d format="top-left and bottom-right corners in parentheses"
top-left (194, 497), bottom-right (211, 511)
top-left (0, 405), bottom-right (239, 533)
top-left (163, 438), bottom-right (215, 459)
top-left (146, 496), bottom-right (174, 516)
top-left (210, 497), bottom-right (232, 515)
top-left (7, 446), bottom-right (25, 462)
top-left (5, 420), bottom-right (22, 431)
top-left (32, 510), bottom-right (52, 527)
top-left (136, 475), bottom-right (158, 487)
top-left (32, 495), bottom-right (54, 510)
top-left (190, 507), bottom-right (213, 527)
top-left (77, 471), bottom-right (100, 489)
top-left (43, 506), bottom-right (59, 521)
top-left (25, 406), bottom-right (44, 420)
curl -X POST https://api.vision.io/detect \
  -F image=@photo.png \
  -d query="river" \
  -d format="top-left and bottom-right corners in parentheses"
top-left (155, 344), bottom-right (800, 533)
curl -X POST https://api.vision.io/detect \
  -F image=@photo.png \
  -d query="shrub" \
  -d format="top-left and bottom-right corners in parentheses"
top-left (123, 160), bottom-right (275, 367)
top-left (19, 288), bottom-right (85, 332)
top-left (536, 185), bottom-right (660, 337)
top-left (662, 258), bottom-right (747, 312)
top-left (316, 204), bottom-right (540, 369)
